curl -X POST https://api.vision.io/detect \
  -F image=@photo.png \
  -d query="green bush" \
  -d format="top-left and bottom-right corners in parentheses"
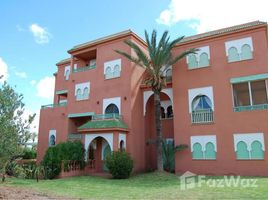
top-left (42, 141), bottom-right (85, 179)
top-left (106, 151), bottom-right (133, 179)
top-left (22, 148), bottom-right (37, 159)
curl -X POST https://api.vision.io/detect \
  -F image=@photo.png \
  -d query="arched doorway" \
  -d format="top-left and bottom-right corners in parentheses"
top-left (144, 91), bottom-right (174, 171)
top-left (87, 136), bottom-right (112, 172)
top-left (105, 103), bottom-right (119, 114)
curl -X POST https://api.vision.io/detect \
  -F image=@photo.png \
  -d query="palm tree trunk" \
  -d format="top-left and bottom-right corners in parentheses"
top-left (154, 90), bottom-right (163, 171)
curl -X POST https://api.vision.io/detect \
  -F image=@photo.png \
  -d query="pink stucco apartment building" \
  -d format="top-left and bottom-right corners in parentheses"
top-left (37, 21), bottom-right (268, 176)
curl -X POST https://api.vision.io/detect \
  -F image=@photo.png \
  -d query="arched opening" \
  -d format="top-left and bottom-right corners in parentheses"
top-left (105, 103), bottom-right (119, 114)
top-left (49, 135), bottom-right (56, 147)
top-left (236, 141), bottom-right (250, 159)
top-left (192, 143), bottom-right (203, 159)
top-left (251, 140), bottom-right (264, 159)
top-left (144, 91), bottom-right (174, 171)
top-left (76, 88), bottom-right (82, 100)
top-left (204, 142), bottom-right (216, 159)
top-left (167, 105), bottom-right (173, 118)
top-left (119, 140), bottom-right (125, 151)
top-left (191, 95), bottom-right (213, 123)
top-left (65, 69), bottom-right (70, 80)
top-left (188, 54), bottom-right (198, 69)
top-left (83, 87), bottom-right (89, 99)
top-left (199, 52), bottom-right (209, 67)
top-left (241, 44), bottom-right (252, 60)
top-left (105, 66), bottom-right (112, 79)
top-left (192, 95), bottom-right (212, 111)
top-left (113, 64), bottom-right (120, 77)
top-left (228, 47), bottom-right (240, 62)
top-left (87, 136), bottom-right (112, 172)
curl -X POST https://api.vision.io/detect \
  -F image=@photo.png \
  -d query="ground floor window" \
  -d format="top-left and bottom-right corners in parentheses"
top-left (191, 135), bottom-right (217, 160)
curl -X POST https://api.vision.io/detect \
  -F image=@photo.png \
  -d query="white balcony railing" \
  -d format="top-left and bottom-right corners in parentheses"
top-left (191, 109), bottom-right (213, 124)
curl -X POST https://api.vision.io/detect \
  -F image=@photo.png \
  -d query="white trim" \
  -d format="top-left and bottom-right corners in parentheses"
top-left (103, 97), bottom-right (121, 114)
top-left (190, 135), bottom-right (217, 152)
top-left (64, 66), bottom-right (71, 80)
top-left (119, 133), bottom-right (126, 149)
top-left (233, 133), bottom-right (265, 151)
top-left (143, 88), bottom-right (173, 116)
top-left (188, 86), bottom-right (214, 113)
top-left (186, 46), bottom-right (210, 63)
top-left (225, 37), bottom-right (253, 56)
top-left (48, 130), bottom-right (56, 147)
top-left (85, 133), bottom-right (113, 161)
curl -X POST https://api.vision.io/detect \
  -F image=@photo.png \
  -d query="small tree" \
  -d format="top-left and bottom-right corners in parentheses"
top-left (0, 80), bottom-right (36, 181)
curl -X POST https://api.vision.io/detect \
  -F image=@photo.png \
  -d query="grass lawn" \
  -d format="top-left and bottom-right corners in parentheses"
top-left (1, 172), bottom-right (268, 199)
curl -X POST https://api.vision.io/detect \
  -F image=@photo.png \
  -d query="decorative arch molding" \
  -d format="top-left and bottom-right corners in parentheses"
top-left (118, 133), bottom-right (126, 149)
top-left (188, 86), bottom-right (214, 113)
top-left (103, 97), bottom-right (121, 114)
top-left (190, 135), bottom-right (217, 152)
top-left (85, 133), bottom-right (113, 161)
top-left (143, 88), bottom-right (173, 116)
top-left (233, 133), bottom-right (265, 152)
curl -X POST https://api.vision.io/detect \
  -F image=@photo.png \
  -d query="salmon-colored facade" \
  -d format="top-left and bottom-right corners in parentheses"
top-left (37, 21), bottom-right (268, 176)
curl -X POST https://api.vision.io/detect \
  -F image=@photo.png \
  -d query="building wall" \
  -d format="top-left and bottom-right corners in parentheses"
top-left (172, 26), bottom-right (268, 176)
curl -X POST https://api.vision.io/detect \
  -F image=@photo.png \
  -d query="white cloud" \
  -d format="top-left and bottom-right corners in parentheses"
top-left (156, 0), bottom-right (268, 33)
top-left (36, 76), bottom-right (55, 99)
top-left (22, 108), bottom-right (39, 134)
top-left (30, 80), bottom-right (36, 85)
top-left (14, 70), bottom-right (27, 78)
top-left (0, 57), bottom-right (8, 83)
top-left (29, 23), bottom-right (52, 44)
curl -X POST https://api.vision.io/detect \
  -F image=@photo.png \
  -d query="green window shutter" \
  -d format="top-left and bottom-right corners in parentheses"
top-left (204, 142), bottom-right (216, 159)
top-left (241, 44), bottom-right (253, 60)
top-left (236, 141), bottom-right (250, 159)
top-left (188, 54), bottom-right (198, 69)
top-left (228, 47), bottom-right (240, 62)
top-left (192, 143), bottom-right (203, 159)
top-left (251, 141), bottom-right (264, 159)
top-left (199, 53), bottom-right (209, 67)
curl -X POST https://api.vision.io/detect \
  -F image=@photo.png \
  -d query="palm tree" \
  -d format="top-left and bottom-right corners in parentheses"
top-left (115, 30), bottom-right (197, 171)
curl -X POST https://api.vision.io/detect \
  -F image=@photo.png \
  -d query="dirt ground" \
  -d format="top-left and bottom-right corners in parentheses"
top-left (0, 186), bottom-right (76, 200)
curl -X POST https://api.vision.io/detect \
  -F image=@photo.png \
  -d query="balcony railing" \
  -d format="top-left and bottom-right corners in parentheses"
top-left (41, 102), bottom-right (67, 109)
top-left (92, 113), bottom-right (122, 120)
top-left (234, 104), bottom-right (268, 112)
top-left (191, 109), bottom-right (213, 124)
top-left (72, 64), bottom-right (96, 73)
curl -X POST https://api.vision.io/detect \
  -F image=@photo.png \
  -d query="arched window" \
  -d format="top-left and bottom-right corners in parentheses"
top-left (49, 135), bottom-right (56, 147)
top-left (83, 87), bottom-right (89, 99)
top-left (241, 44), bottom-right (252, 60)
top-left (113, 64), bottom-right (120, 77)
top-left (188, 54), bottom-right (198, 69)
top-left (105, 66), bottom-right (112, 79)
top-left (228, 47), bottom-right (240, 62)
top-left (192, 143), bottom-right (203, 159)
top-left (105, 103), bottom-right (119, 114)
top-left (236, 141), bottom-right (250, 159)
top-left (167, 105), bottom-right (173, 118)
top-left (76, 88), bottom-right (82, 100)
top-left (120, 140), bottom-right (125, 151)
top-left (199, 52), bottom-right (209, 67)
top-left (65, 69), bottom-right (70, 80)
top-left (192, 95), bottom-right (212, 111)
top-left (161, 107), bottom-right (166, 118)
top-left (251, 141), bottom-right (264, 159)
top-left (204, 142), bottom-right (216, 159)
top-left (166, 68), bottom-right (172, 77)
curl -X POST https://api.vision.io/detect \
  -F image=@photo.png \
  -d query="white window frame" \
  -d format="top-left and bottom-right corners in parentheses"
top-left (104, 59), bottom-right (121, 79)
top-left (75, 82), bottom-right (90, 101)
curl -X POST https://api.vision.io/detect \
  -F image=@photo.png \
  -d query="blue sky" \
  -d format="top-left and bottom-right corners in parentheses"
top-left (0, 0), bottom-right (266, 132)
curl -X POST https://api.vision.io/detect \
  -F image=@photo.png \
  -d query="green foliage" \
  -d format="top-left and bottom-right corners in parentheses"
top-left (42, 141), bottom-right (85, 179)
top-left (106, 151), bottom-right (133, 179)
top-left (162, 141), bottom-right (188, 172)
top-left (22, 148), bottom-right (37, 159)
top-left (0, 81), bottom-right (36, 174)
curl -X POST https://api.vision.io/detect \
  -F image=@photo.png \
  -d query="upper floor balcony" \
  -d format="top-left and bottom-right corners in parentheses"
top-left (41, 101), bottom-right (67, 109)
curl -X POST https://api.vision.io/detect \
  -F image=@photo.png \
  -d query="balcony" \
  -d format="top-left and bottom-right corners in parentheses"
top-left (234, 104), bottom-right (268, 112)
top-left (191, 109), bottom-right (213, 124)
top-left (41, 102), bottom-right (67, 109)
top-left (73, 64), bottom-right (96, 73)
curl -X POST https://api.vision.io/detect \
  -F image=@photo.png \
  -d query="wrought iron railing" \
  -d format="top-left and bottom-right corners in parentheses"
top-left (234, 104), bottom-right (268, 112)
top-left (72, 64), bottom-right (96, 73)
top-left (191, 109), bottom-right (213, 124)
top-left (92, 113), bottom-right (122, 120)
top-left (41, 102), bottom-right (67, 109)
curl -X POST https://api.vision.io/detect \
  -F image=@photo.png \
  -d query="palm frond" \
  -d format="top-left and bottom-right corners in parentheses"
top-left (169, 48), bottom-right (197, 66)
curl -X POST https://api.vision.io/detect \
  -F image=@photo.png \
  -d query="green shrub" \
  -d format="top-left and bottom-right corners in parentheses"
top-left (22, 148), bottom-right (37, 159)
top-left (42, 141), bottom-right (85, 179)
top-left (106, 151), bottom-right (133, 179)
